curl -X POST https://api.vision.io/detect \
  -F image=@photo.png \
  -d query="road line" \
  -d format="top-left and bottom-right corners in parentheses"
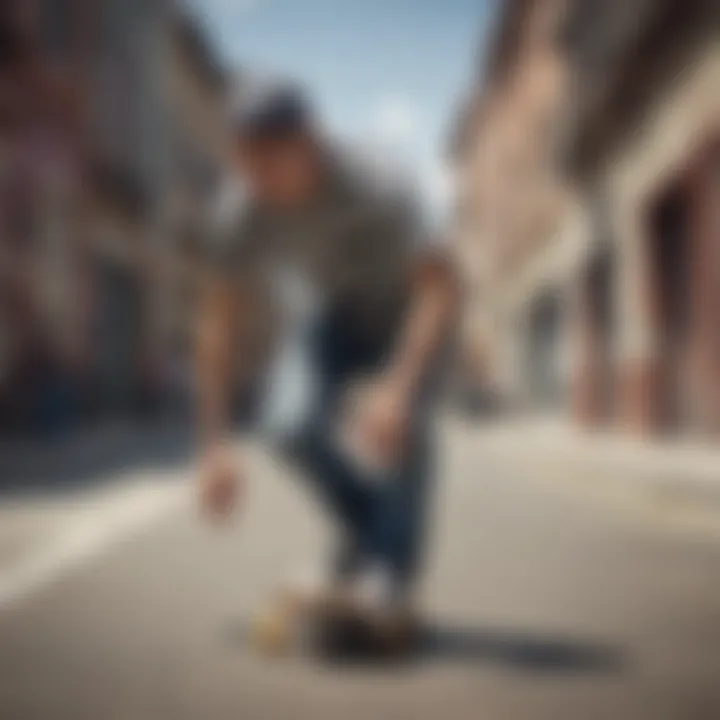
top-left (0, 476), bottom-right (188, 611)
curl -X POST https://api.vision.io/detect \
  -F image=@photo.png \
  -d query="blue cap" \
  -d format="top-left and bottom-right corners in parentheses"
top-left (234, 82), bottom-right (312, 140)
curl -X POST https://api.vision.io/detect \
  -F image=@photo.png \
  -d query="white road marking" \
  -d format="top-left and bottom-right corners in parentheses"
top-left (0, 475), bottom-right (189, 611)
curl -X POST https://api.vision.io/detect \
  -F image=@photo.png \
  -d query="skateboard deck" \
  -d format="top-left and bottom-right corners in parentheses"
top-left (250, 590), bottom-right (420, 661)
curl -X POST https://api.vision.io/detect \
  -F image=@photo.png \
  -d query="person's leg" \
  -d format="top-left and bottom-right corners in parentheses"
top-left (287, 397), bottom-right (433, 585)
top-left (283, 419), bottom-right (378, 549)
top-left (275, 304), bottom-right (385, 571)
top-left (287, 422), bottom-right (433, 602)
top-left (356, 420), bottom-right (433, 599)
top-left (280, 304), bottom-right (436, 597)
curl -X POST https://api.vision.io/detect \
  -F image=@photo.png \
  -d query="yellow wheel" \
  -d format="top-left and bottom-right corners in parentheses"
top-left (251, 604), bottom-right (295, 656)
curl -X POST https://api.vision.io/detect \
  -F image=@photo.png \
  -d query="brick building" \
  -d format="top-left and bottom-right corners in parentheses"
top-left (451, 0), bottom-right (573, 410)
top-left (0, 0), bottom-right (231, 433)
top-left (452, 0), bottom-right (719, 439)
top-left (158, 7), bottom-right (233, 413)
top-left (562, 0), bottom-right (720, 437)
top-left (0, 0), bottom-right (88, 432)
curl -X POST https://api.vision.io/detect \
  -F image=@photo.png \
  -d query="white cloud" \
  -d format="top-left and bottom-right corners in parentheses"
top-left (370, 95), bottom-right (420, 146)
top-left (360, 95), bottom-right (454, 228)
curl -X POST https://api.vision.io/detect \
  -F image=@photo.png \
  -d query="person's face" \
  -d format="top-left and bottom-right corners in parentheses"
top-left (236, 133), bottom-right (322, 209)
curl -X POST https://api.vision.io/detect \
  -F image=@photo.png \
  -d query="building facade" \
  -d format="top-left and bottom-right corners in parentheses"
top-left (452, 0), bottom-right (720, 440)
top-left (0, 0), bottom-right (231, 434)
top-left (0, 0), bottom-right (88, 432)
top-left (159, 7), bottom-right (232, 414)
top-left (451, 0), bottom-right (573, 410)
top-left (562, 0), bottom-right (720, 437)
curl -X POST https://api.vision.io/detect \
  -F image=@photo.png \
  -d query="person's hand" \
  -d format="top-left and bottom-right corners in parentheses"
top-left (199, 443), bottom-right (243, 522)
top-left (349, 375), bottom-right (413, 469)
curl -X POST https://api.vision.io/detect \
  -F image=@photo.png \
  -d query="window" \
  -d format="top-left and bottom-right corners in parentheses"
top-left (39, 0), bottom-right (73, 60)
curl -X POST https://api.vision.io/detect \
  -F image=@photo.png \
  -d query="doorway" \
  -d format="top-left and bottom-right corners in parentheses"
top-left (92, 260), bottom-right (146, 417)
top-left (584, 250), bottom-right (615, 423)
top-left (526, 290), bottom-right (564, 410)
top-left (648, 185), bottom-right (692, 433)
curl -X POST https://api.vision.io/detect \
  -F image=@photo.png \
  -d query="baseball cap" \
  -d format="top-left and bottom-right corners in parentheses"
top-left (233, 81), bottom-right (313, 141)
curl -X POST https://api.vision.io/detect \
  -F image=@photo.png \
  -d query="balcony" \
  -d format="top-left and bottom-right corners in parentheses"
top-left (557, 0), bottom-right (674, 175)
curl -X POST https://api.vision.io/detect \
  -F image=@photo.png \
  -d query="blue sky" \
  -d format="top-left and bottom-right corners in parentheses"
top-left (193, 0), bottom-right (494, 219)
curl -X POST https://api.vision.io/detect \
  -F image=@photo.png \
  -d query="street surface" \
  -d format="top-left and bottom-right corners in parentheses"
top-left (1, 419), bottom-right (720, 719)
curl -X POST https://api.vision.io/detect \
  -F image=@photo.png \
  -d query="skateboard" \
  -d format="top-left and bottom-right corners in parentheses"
top-left (250, 588), bottom-right (420, 661)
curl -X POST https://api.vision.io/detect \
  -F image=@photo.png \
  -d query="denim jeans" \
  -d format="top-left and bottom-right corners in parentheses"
top-left (278, 305), bottom-right (435, 590)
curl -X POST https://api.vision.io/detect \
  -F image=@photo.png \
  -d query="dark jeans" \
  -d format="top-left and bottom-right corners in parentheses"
top-left (281, 306), bottom-right (434, 590)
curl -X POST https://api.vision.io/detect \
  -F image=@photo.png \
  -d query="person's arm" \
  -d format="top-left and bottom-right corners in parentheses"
top-left (196, 272), bottom-right (243, 520)
top-left (357, 248), bottom-right (460, 463)
top-left (386, 251), bottom-right (460, 401)
top-left (196, 177), bottom-right (261, 519)
top-left (197, 274), bottom-right (237, 449)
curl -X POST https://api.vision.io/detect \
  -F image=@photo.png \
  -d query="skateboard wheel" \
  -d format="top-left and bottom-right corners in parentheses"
top-left (251, 607), bottom-right (293, 655)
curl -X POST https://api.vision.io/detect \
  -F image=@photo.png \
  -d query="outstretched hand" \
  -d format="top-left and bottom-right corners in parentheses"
top-left (199, 444), bottom-right (243, 522)
top-left (349, 376), bottom-right (413, 470)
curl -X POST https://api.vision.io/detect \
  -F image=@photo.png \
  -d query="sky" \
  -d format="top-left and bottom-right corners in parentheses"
top-left (192, 0), bottom-right (495, 224)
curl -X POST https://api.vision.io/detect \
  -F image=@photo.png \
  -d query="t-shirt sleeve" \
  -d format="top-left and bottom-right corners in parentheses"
top-left (205, 177), bottom-right (260, 282)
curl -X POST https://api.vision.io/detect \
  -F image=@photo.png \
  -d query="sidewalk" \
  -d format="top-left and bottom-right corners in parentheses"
top-left (0, 468), bottom-right (189, 609)
top-left (449, 415), bottom-right (720, 504)
top-left (0, 421), bottom-right (194, 607)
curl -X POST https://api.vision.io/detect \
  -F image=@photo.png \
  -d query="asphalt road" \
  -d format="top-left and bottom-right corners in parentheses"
top-left (1, 424), bottom-right (720, 720)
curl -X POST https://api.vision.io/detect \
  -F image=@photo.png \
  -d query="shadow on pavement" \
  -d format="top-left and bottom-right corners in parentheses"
top-left (221, 619), bottom-right (626, 675)
top-left (418, 624), bottom-right (625, 674)
top-left (0, 421), bottom-right (195, 498)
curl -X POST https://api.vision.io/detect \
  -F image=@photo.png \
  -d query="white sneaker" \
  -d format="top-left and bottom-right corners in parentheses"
top-left (351, 562), bottom-right (398, 611)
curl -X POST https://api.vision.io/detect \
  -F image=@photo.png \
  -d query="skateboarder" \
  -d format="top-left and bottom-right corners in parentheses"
top-left (196, 83), bottom-right (459, 646)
